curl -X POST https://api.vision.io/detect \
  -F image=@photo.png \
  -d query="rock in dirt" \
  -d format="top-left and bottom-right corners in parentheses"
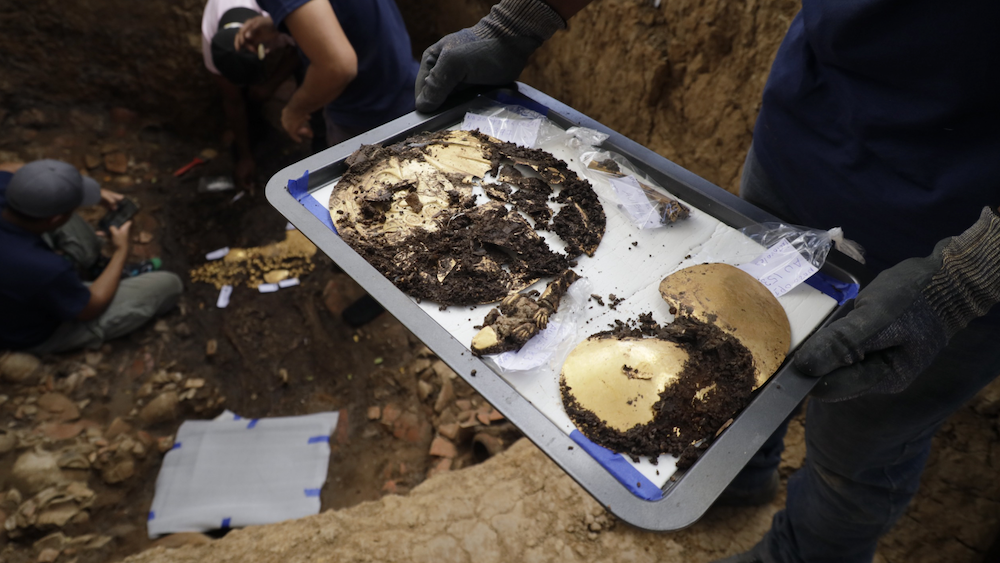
top-left (140, 392), bottom-right (179, 426)
top-left (104, 152), bottom-right (128, 174)
top-left (429, 436), bottom-right (457, 458)
top-left (0, 429), bottom-right (18, 454)
top-left (101, 457), bottom-right (135, 484)
top-left (1, 352), bottom-right (43, 384)
top-left (105, 417), bottom-right (132, 440)
top-left (12, 450), bottom-right (67, 495)
top-left (37, 394), bottom-right (80, 422)
top-left (37, 547), bottom-right (60, 563)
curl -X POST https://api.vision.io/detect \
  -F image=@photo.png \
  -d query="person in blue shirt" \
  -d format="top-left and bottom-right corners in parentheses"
top-left (412, 2), bottom-right (1000, 562)
top-left (0, 160), bottom-right (183, 354)
top-left (232, 0), bottom-right (418, 146)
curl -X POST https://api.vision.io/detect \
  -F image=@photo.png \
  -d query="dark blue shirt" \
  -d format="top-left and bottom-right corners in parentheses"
top-left (260, 0), bottom-right (418, 130)
top-left (753, 2), bottom-right (1000, 274)
top-left (0, 171), bottom-right (91, 350)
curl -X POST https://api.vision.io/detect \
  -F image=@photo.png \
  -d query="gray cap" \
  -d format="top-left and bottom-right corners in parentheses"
top-left (6, 159), bottom-right (101, 218)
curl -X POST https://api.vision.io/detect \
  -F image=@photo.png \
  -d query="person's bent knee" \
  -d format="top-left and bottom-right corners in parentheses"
top-left (146, 271), bottom-right (183, 315)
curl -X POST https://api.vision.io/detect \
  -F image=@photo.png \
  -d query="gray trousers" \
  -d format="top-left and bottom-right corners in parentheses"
top-left (28, 215), bottom-right (183, 354)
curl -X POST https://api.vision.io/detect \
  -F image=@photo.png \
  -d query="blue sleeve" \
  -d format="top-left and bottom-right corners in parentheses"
top-left (256, 0), bottom-right (311, 31)
top-left (37, 270), bottom-right (92, 321)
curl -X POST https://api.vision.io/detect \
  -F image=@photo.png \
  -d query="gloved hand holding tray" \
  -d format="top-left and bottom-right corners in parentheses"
top-left (265, 84), bottom-right (866, 530)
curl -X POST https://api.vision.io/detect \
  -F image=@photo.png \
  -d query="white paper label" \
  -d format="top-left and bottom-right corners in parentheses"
top-left (216, 285), bottom-right (233, 308)
top-left (461, 114), bottom-right (542, 148)
top-left (206, 247), bottom-right (230, 261)
top-left (257, 283), bottom-right (280, 293)
top-left (608, 175), bottom-right (663, 229)
top-left (737, 239), bottom-right (818, 299)
top-left (278, 278), bottom-right (300, 288)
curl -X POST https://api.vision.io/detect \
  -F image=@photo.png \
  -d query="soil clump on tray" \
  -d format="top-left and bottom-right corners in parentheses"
top-left (561, 314), bottom-right (755, 468)
top-left (330, 130), bottom-right (606, 306)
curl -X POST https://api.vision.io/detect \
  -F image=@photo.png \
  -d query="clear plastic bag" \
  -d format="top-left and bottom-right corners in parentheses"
top-left (578, 149), bottom-right (690, 229)
top-left (739, 223), bottom-right (866, 268)
top-left (460, 104), bottom-right (552, 148)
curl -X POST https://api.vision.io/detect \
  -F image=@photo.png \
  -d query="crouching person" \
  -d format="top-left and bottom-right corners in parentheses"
top-left (0, 160), bottom-right (183, 354)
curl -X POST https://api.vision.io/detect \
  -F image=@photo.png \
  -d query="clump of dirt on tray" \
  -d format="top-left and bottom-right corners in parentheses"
top-left (332, 129), bottom-right (606, 306)
top-left (561, 314), bottom-right (756, 468)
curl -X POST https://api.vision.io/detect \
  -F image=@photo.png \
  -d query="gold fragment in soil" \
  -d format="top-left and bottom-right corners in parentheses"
top-left (561, 337), bottom-right (688, 432)
top-left (658, 263), bottom-right (790, 389)
top-left (190, 230), bottom-right (317, 289)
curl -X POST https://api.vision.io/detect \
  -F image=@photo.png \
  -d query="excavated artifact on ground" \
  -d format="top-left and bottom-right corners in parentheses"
top-left (330, 130), bottom-right (605, 305)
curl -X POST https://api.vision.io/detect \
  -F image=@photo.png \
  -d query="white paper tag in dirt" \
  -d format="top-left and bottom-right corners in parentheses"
top-left (738, 239), bottom-right (818, 299)
top-left (216, 285), bottom-right (233, 308)
top-left (278, 278), bottom-right (300, 288)
top-left (461, 114), bottom-right (542, 148)
top-left (608, 175), bottom-right (662, 229)
top-left (206, 247), bottom-right (230, 261)
top-left (257, 283), bottom-right (279, 293)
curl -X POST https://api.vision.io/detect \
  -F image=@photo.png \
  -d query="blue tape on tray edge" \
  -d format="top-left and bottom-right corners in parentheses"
top-left (805, 271), bottom-right (859, 306)
top-left (148, 511), bottom-right (155, 521)
top-left (489, 91), bottom-right (550, 117)
top-left (246, 419), bottom-right (259, 429)
top-left (304, 488), bottom-right (321, 497)
top-left (307, 435), bottom-right (330, 444)
top-left (287, 170), bottom-right (337, 234)
top-left (221, 517), bottom-right (231, 528)
top-left (570, 430), bottom-right (662, 501)
top-left (171, 442), bottom-right (181, 450)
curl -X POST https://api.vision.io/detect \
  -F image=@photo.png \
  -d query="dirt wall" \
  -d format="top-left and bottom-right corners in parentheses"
top-left (398, 0), bottom-right (800, 192)
top-left (2, 0), bottom-right (795, 190)
top-left (0, 0), bottom-right (216, 136)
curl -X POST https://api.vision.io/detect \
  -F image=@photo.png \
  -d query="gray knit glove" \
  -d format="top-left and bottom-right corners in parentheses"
top-left (414, 0), bottom-right (566, 112)
top-left (795, 207), bottom-right (1000, 402)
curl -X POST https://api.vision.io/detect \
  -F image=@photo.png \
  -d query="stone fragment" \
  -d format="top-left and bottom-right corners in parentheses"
top-left (205, 339), bottom-right (218, 356)
top-left (101, 457), bottom-right (135, 484)
top-left (321, 274), bottom-right (368, 317)
top-left (37, 423), bottom-right (84, 441)
top-left (12, 451), bottom-right (67, 494)
top-left (437, 423), bottom-right (460, 441)
top-left (380, 403), bottom-right (401, 426)
top-left (104, 152), bottom-right (128, 174)
top-left (37, 394), bottom-right (80, 422)
top-left (139, 392), bottom-right (179, 426)
top-left (0, 429), bottom-right (18, 454)
top-left (432, 360), bottom-right (456, 381)
top-left (417, 380), bottom-right (433, 401)
top-left (429, 436), bottom-right (457, 458)
top-left (366, 406), bottom-right (381, 420)
top-left (84, 154), bottom-right (101, 169)
top-left (1, 352), bottom-right (42, 384)
top-left (184, 378), bottom-right (205, 389)
top-left (37, 547), bottom-right (60, 563)
top-left (434, 378), bottom-right (455, 414)
top-left (392, 412), bottom-right (430, 444)
top-left (104, 418), bottom-right (131, 441)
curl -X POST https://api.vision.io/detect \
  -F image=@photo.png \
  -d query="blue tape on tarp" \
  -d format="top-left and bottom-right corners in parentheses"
top-left (570, 430), bottom-right (662, 501)
top-left (148, 511), bottom-right (155, 521)
top-left (247, 419), bottom-right (259, 429)
top-left (221, 517), bottom-right (231, 528)
top-left (306, 435), bottom-right (330, 444)
top-left (287, 170), bottom-right (337, 234)
top-left (304, 488), bottom-right (321, 497)
top-left (805, 271), bottom-right (859, 306)
top-left (171, 442), bottom-right (182, 450)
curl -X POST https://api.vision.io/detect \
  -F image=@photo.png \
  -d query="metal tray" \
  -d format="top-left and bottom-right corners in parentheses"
top-left (265, 83), bottom-right (867, 531)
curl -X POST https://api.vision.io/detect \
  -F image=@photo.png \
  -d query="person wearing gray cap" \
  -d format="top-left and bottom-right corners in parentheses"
top-left (0, 159), bottom-right (183, 353)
